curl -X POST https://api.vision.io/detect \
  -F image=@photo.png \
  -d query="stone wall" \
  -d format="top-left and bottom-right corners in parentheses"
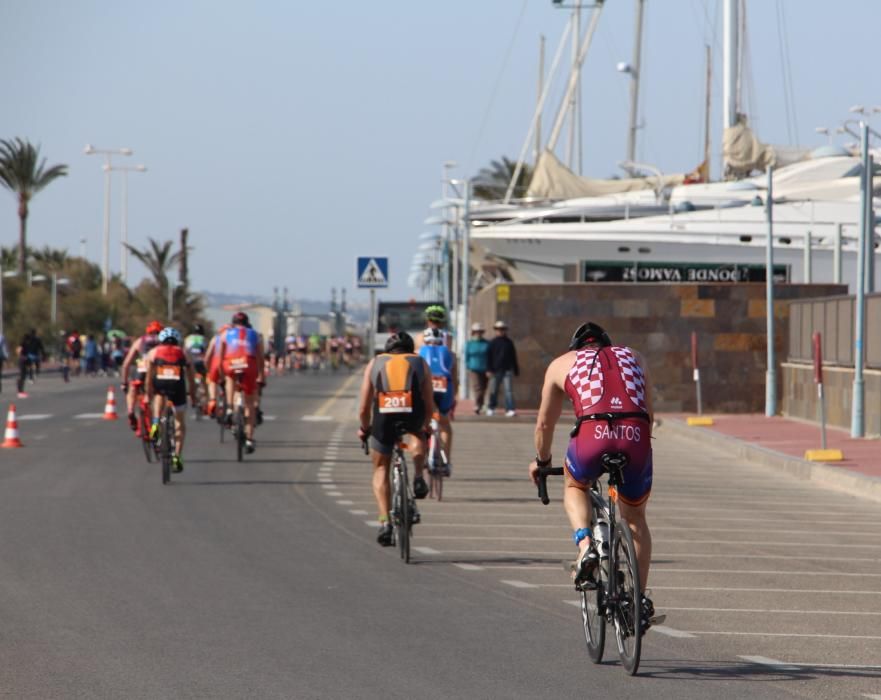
top-left (782, 363), bottom-right (881, 437)
top-left (470, 282), bottom-right (846, 413)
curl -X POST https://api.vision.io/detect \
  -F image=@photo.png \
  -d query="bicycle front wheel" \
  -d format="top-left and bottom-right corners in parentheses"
top-left (138, 406), bottom-right (153, 463)
top-left (612, 518), bottom-right (642, 675)
top-left (582, 515), bottom-right (606, 662)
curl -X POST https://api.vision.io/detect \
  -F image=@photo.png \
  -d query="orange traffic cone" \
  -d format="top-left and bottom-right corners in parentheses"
top-left (103, 386), bottom-right (119, 420)
top-left (2, 404), bottom-right (23, 448)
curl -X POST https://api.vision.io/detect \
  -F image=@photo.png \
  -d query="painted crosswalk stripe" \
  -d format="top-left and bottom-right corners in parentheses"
top-left (336, 500), bottom-right (354, 505)
top-left (18, 414), bottom-right (52, 421)
top-left (302, 415), bottom-right (333, 422)
top-left (327, 491), bottom-right (343, 497)
top-left (453, 563), bottom-right (484, 571)
top-left (413, 547), bottom-right (440, 555)
top-left (652, 626), bottom-right (697, 639)
top-left (74, 413), bottom-right (105, 419)
top-left (501, 580), bottom-right (538, 589)
top-left (349, 509), bottom-right (368, 515)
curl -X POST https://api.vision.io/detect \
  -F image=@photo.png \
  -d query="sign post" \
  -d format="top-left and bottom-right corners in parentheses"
top-left (356, 257), bottom-right (389, 357)
top-left (813, 331), bottom-right (827, 450)
top-left (692, 331), bottom-right (702, 415)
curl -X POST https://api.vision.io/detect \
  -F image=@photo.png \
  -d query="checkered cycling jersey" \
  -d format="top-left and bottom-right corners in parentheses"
top-left (564, 346), bottom-right (647, 416)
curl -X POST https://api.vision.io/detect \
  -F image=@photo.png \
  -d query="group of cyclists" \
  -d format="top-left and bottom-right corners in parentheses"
top-left (265, 333), bottom-right (361, 373)
top-left (120, 312), bottom-right (265, 472)
top-left (357, 306), bottom-right (658, 631)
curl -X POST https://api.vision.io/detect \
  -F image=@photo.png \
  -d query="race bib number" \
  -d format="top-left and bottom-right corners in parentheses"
top-left (230, 357), bottom-right (249, 371)
top-left (136, 359), bottom-right (146, 373)
top-left (378, 391), bottom-right (413, 414)
top-left (157, 366), bottom-right (181, 381)
top-left (431, 375), bottom-right (448, 393)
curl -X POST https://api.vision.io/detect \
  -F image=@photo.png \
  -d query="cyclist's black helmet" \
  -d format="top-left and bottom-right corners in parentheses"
top-left (385, 331), bottom-right (414, 354)
top-left (568, 322), bottom-right (613, 351)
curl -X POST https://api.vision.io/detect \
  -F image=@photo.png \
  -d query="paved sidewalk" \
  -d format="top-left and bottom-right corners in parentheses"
top-left (663, 413), bottom-right (881, 503)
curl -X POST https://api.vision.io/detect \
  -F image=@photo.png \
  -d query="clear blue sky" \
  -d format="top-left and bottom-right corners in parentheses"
top-left (1, 0), bottom-right (878, 303)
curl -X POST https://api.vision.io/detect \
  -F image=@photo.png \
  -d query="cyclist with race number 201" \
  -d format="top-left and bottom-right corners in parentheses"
top-left (528, 321), bottom-right (658, 629)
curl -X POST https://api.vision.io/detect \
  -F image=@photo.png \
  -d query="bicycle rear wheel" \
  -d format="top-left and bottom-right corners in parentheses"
top-left (138, 405), bottom-right (153, 463)
top-left (582, 512), bottom-right (606, 662)
top-left (235, 406), bottom-right (245, 462)
top-left (612, 518), bottom-right (642, 675)
top-left (217, 393), bottom-right (226, 443)
top-left (393, 458), bottom-right (410, 563)
top-left (160, 409), bottom-right (172, 485)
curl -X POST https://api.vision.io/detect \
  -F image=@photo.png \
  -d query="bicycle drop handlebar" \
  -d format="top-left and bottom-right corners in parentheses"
top-left (535, 466), bottom-right (564, 505)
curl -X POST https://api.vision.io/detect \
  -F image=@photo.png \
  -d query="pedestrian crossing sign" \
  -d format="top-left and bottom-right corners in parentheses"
top-left (356, 257), bottom-right (389, 288)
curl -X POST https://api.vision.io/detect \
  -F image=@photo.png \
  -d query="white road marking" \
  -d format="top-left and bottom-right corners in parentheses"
top-left (739, 656), bottom-right (800, 671)
top-left (654, 552), bottom-right (881, 563)
top-left (453, 563), bottom-right (484, 571)
top-left (719, 631), bottom-right (881, 640)
top-left (652, 586), bottom-right (881, 595)
top-left (321, 484), bottom-right (335, 489)
top-left (336, 500), bottom-right (354, 505)
top-left (322, 461), bottom-right (336, 467)
top-left (349, 509), bottom-right (368, 515)
top-left (412, 535), bottom-right (881, 549)
top-left (261, 415), bottom-right (277, 421)
top-left (414, 547), bottom-right (441, 555)
top-left (17, 414), bottom-right (52, 420)
top-left (651, 626), bottom-right (697, 639)
top-left (365, 520), bottom-right (381, 527)
top-left (664, 606), bottom-right (881, 616)
top-left (302, 415), bottom-right (333, 422)
top-left (74, 413), bottom-right (105, 419)
top-left (652, 568), bottom-right (881, 578)
top-left (863, 694), bottom-right (881, 699)
top-left (327, 491), bottom-right (343, 497)
top-left (501, 580), bottom-right (538, 589)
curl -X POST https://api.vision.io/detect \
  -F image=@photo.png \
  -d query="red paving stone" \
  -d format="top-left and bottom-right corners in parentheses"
top-left (669, 413), bottom-right (881, 481)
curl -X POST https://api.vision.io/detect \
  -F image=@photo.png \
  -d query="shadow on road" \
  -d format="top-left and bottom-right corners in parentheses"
top-left (413, 556), bottom-right (563, 567)
top-left (173, 479), bottom-right (323, 487)
top-left (639, 659), bottom-right (881, 683)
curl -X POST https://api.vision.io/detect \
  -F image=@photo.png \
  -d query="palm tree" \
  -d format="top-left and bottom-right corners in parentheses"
top-left (31, 245), bottom-right (69, 274)
top-left (472, 156), bottom-right (534, 201)
top-left (0, 138), bottom-right (68, 274)
top-left (124, 238), bottom-right (183, 292)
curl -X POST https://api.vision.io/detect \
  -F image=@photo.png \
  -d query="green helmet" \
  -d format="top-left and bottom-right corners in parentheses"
top-left (424, 305), bottom-right (447, 324)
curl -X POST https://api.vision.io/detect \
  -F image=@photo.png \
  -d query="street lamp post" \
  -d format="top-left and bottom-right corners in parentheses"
top-left (84, 144), bottom-right (133, 295)
top-left (104, 163), bottom-right (147, 285)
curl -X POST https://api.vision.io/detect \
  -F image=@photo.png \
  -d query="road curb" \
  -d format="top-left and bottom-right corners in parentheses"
top-left (660, 417), bottom-right (881, 506)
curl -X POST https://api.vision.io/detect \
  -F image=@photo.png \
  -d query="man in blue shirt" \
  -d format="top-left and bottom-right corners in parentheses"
top-left (465, 322), bottom-right (489, 414)
top-left (419, 327), bottom-right (458, 475)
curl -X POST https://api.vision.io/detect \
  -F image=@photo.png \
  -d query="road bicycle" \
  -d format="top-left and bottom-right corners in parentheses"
top-left (191, 369), bottom-right (207, 421)
top-left (152, 396), bottom-right (177, 485)
top-left (227, 368), bottom-right (248, 462)
top-left (215, 378), bottom-right (227, 443)
top-left (130, 380), bottom-right (154, 463)
top-left (426, 412), bottom-right (448, 501)
top-left (536, 452), bottom-right (654, 676)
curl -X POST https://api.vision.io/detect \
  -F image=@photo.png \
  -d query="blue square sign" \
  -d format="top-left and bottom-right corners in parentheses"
top-left (356, 257), bottom-right (389, 288)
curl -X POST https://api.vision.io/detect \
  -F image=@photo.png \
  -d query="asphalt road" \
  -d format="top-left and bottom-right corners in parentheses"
top-left (1, 371), bottom-right (879, 699)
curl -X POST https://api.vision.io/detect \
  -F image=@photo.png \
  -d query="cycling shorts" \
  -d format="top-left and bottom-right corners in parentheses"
top-left (433, 391), bottom-right (454, 416)
top-left (223, 356), bottom-right (259, 395)
top-left (154, 379), bottom-right (188, 409)
top-left (192, 359), bottom-right (207, 376)
top-left (370, 414), bottom-right (425, 455)
top-left (564, 418), bottom-right (652, 506)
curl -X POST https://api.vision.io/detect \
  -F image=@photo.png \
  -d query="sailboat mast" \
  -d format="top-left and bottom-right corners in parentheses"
top-left (722, 0), bottom-right (739, 130)
top-left (625, 0), bottom-right (645, 166)
top-left (535, 34), bottom-right (545, 165)
top-left (704, 44), bottom-right (712, 179)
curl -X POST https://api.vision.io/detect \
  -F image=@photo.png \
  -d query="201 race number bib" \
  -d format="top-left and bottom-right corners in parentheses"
top-left (378, 391), bottom-right (413, 414)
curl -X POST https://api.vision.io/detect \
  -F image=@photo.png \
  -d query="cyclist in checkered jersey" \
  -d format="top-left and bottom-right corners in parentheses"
top-left (528, 322), bottom-right (656, 623)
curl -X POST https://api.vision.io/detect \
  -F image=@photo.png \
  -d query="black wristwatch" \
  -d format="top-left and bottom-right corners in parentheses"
top-left (535, 454), bottom-right (552, 467)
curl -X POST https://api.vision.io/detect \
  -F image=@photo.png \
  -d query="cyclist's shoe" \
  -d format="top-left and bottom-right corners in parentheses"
top-left (245, 439), bottom-right (256, 454)
top-left (171, 455), bottom-right (184, 473)
top-left (376, 522), bottom-right (394, 547)
top-left (413, 476), bottom-right (429, 499)
top-left (570, 545), bottom-right (599, 591)
top-left (224, 410), bottom-right (233, 427)
top-left (127, 412), bottom-right (137, 431)
top-left (256, 408), bottom-right (264, 426)
top-left (409, 501), bottom-right (421, 525)
top-left (149, 422), bottom-right (159, 441)
top-left (640, 593), bottom-right (664, 633)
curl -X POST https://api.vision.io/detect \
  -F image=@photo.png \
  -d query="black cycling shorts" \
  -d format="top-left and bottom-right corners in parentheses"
top-left (370, 413), bottom-right (425, 455)
top-left (154, 380), bottom-right (188, 409)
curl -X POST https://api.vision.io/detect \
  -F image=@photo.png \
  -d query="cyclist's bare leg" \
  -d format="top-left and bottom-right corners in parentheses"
top-left (406, 433), bottom-right (427, 480)
top-left (244, 392), bottom-right (257, 440)
top-left (224, 375), bottom-right (234, 411)
top-left (618, 499), bottom-right (651, 590)
top-left (173, 407), bottom-right (186, 455)
top-left (126, 383), bottom-right (138, 416)
top-left (563, 470), bottom-right (593, 558)
top-left (371, 450), bottom-right (392, 519)
top-left (437, 413), bottom-right (453, 460)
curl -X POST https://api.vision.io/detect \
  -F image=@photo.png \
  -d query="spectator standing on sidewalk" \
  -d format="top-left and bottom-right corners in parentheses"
top-left (486, 320), bottom-right (519, 417)
top-left (84, 334), bottom-right (99, 376)
top-left (16, 329), bottom-right (45, 397)
top-left (465, 322), bottom-right (489, 414)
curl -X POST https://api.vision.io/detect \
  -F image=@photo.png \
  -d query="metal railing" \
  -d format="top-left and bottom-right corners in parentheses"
top-left (788, 292), bottom-right (881, 368)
